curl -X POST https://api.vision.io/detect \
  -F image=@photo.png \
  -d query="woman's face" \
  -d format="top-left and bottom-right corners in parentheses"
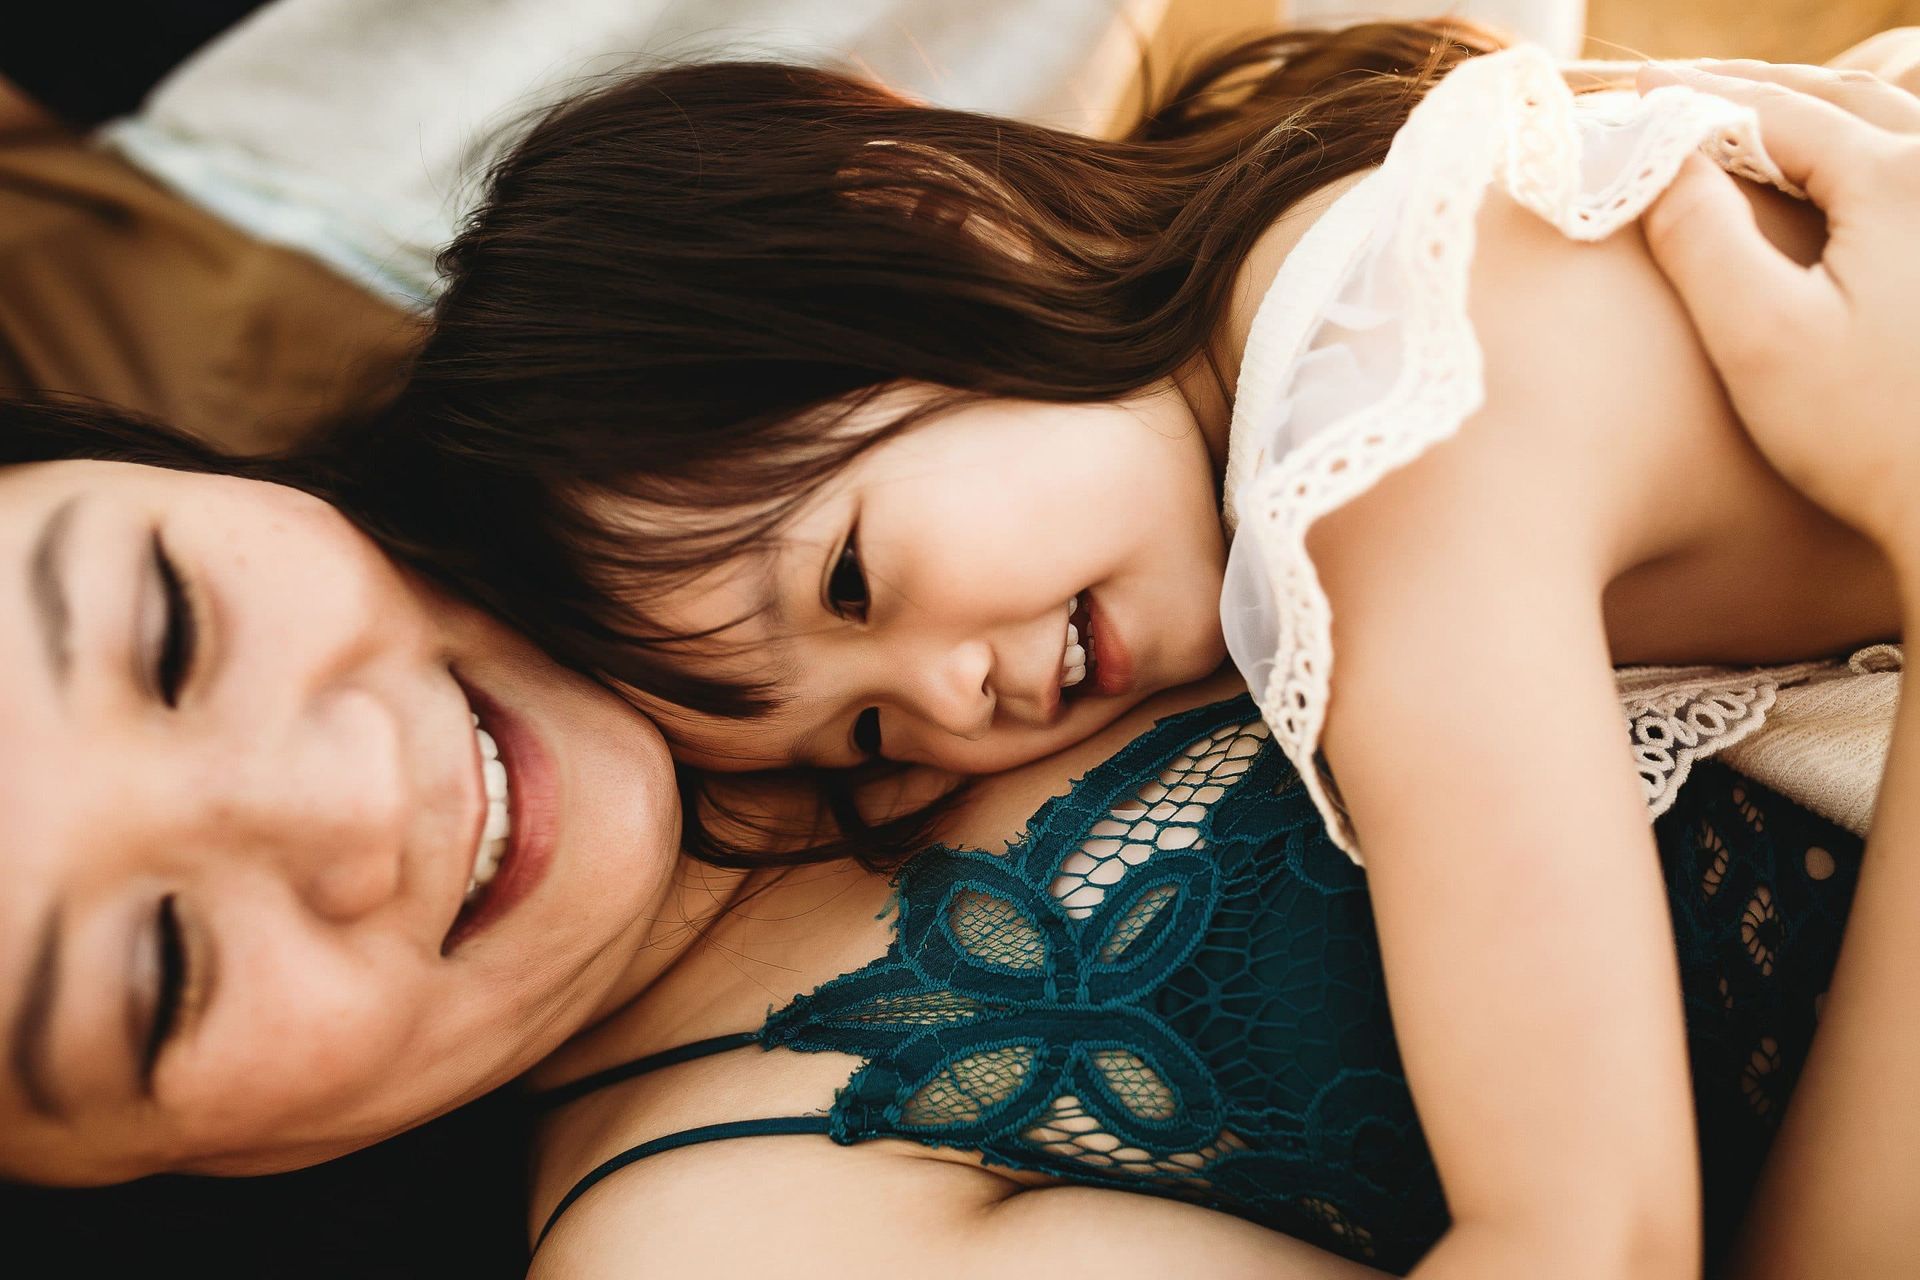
top-left (0, 460), bottom-right (681, 1185)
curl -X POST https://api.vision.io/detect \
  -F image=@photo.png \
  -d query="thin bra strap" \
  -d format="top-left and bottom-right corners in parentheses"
top-left (534, 1115), bottom-right (835, 1251)
top-left (530, 1031), bottom-right (763, 1111)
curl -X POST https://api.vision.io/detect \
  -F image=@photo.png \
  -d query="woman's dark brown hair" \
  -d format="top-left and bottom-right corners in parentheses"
top-left (342, 19), bottom-right (1506, 866)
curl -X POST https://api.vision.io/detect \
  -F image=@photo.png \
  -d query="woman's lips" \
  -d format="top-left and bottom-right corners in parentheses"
top-left (443, 680), bottom-right (559, 954)
top-left (1086, 593), bottom-right (1134, 697)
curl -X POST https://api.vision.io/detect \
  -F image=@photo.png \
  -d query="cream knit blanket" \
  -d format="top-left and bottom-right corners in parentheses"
top-left (1718, 646), bottom-right (1902, 836)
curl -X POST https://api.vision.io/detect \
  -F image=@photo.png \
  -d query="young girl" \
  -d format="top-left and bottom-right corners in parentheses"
top-left (358, 22), bottom-right (1903, 1273)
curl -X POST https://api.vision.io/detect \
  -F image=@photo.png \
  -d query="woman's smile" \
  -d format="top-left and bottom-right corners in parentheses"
top-left (442, 675), bottom-right (560, 953)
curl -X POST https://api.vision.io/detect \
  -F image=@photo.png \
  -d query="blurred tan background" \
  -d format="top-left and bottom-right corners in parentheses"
top-left (1076, 0), bottom-right (1920, 139)
top-left (1587, 0), bottom-right (1920, 60)
top-left (1148, 0), bottom-right (1920, 70)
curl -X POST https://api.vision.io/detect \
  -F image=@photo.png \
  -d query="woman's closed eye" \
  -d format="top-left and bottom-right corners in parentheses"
top-left (825, 529), bottom-right (870, 622)
top-left (147, 531), bottom-right (198, 707)
top-left (140, 894), bottom-right (188, 1088)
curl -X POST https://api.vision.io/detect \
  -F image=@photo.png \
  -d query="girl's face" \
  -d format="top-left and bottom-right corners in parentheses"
top-left (0, 461), bottom-right (682, 1185)
top-left (644, 383), bottom-right (1229, 774)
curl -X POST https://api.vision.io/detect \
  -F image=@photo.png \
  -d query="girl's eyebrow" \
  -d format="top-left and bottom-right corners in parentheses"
top-left (755, 545), bottom-right (790, 628)
top-left (789, 715), bottom-right (853, 768)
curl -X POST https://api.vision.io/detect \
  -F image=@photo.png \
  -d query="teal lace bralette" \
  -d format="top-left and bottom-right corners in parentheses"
top-left (538, 696), bottom-right (1860, 1273)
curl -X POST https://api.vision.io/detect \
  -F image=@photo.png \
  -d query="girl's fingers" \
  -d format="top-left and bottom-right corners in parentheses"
top-left (1701, 57), bottom-right (1920, 129)
top-left (1636, 62), bottom-right (1896, 208)
top-left (1826, 27), bottom-right (1920, 95)
top-left (1641, 57), bottom-right (1920, 132)
top-left (1639, 153), bottom-right (1824, 391)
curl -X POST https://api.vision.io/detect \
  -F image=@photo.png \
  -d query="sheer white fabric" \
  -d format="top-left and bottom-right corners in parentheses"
top-left (1219, 46), bottom-right (1825, 861)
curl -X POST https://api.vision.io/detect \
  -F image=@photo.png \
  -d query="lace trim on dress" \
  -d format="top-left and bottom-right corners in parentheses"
top-left (1221, 46), bottom-right (1796, 859)
top-left (1615, 664), bottom-right (1830, 819)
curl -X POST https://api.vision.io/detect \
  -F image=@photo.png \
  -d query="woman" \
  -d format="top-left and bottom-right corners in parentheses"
top-left (0, 396), bottom-right (1878, 1277)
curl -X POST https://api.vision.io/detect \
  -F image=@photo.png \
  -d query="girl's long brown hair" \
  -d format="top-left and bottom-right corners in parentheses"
top-left (339, 19), bottom-right (1506, 867)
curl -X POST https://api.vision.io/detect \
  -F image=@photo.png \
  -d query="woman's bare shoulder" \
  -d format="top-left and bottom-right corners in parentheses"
top-left (529, 1130), bottom-right (999, 1280)
top-left (529, 1121), bottom-right (1383, 1280)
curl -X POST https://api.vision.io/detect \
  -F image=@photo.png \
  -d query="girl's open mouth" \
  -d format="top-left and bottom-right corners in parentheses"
top-left (1059, 591), bottom-right (1135, 700)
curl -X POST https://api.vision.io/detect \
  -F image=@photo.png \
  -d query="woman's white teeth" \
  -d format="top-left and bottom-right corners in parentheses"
top-left (466, 717), bottom-right (512, 903)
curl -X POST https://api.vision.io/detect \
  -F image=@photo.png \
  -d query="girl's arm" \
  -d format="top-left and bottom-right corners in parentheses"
top-left (1306, 189), bottom-right (1759, 1279)
top-left (1660, 59), bottom-right (1920, 1273)
top-left (1624, 55), bottom-right (1920, 1276)
top-left (1727, 582), bottom-right (1920, 1276)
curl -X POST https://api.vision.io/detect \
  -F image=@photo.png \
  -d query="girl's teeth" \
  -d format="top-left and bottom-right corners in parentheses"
top-left (1061, 638), bottom-right (1088, 689)
top-left (1061, 595), bottom-right (1096, 689)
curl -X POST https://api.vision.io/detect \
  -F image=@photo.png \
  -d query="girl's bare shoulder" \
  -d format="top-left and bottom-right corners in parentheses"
top-left (1323, 171), bottom-right (1827, 582)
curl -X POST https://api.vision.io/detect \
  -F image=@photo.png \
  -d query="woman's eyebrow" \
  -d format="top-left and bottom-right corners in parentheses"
top-left (29, 496), bottom-right (81, 691)
top-left (8, 910), bottom-right (65, 1121)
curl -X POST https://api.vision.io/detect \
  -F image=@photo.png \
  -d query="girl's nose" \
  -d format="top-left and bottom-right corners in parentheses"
top-left (908, 638), bottom-right (995, 739)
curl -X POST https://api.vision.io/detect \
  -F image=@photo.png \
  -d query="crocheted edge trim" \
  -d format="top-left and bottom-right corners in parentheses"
top-left (1617, 666), bottom-right (1805, 819)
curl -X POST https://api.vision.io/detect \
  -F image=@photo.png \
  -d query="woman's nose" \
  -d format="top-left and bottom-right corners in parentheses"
top-left (906, 638), bottom-right (996, 738)
top-left (214, 687), bottom-right (410, 923)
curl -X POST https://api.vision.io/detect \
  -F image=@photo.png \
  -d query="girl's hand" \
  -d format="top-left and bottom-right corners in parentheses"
top-left (1826, 27), bottom-right (1920, 98)
top-left (1635, 61), bottom-right (1920, 573)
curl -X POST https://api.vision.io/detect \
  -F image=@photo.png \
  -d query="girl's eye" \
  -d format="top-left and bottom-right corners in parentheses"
top-left (852, 707), bottom-right (884, 760)
top-left (826, 533), bottom-right (869, 622)
top-left (151, 534), bottom-right (197, 708)
top-left (142, 895), bottom-right (187, 1082)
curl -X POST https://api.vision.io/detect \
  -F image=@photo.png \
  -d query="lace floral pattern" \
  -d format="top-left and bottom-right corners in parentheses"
top-left (1220, 46), bottom-right (1796, 858)
top-left (760, 696), bottom-right (1861, 1270)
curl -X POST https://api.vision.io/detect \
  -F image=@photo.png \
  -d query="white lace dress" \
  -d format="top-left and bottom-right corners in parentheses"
top-left (1220, 45), bottom-right (1897, 860)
